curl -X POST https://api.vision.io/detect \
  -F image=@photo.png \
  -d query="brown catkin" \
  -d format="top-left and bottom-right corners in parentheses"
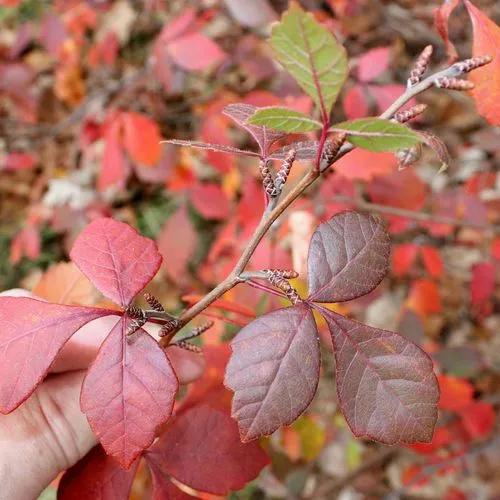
top-left (453, 55), bottom-right (492, 74)
top-left (265, 269), bottom-right (301, 304)
top-left (144, 293), bottom-right (164, 312)
top-left (262, 269), bottom-right (299, 280)
top-left (274, 149), bottom-right (296, 192)
top-left (394, 104), bottom-right (428, 123)
top-left (396, 145), bottom-right (422, 169)
top-left (408, 45), bottom-right (433, 86)
top-left (181, 321), bottom-right (214, 341)
top-left (126, 305), bottom-right (146, 320)
top-left (434, 77), bottom-right (475, 90)
top-left (259, 159), bottom-right (278, 197)
top-left (320, 132), bottom-right (347, 171)
top-left (126, 316), bottom-right (147, 336)
top-left (174, 341), bottom-right (202, 353)
top-left (159, 319), bottom-right (179, 337)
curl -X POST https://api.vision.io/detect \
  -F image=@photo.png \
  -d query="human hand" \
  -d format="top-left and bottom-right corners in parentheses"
top-left (0, 290), bottom-right (204, 500)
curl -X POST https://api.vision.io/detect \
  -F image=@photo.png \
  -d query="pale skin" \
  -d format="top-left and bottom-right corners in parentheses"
top-left (0, 290), bottom-right (205, 500)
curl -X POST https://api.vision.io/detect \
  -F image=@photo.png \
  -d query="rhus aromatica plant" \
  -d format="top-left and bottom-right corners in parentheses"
top-left (0, 3), bottom-right (494, 498)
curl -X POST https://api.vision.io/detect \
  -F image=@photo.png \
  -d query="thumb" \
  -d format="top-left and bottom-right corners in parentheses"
top-left (0, 371), bottom-right (96, 500)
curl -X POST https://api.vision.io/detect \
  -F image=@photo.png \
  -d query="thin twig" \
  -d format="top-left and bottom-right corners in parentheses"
top-left (311, 448), bottom-right (397, 498)
top-left (331, 195), bottom-right (500, 234)
top-left (160, 57), bottom-right (491, 346)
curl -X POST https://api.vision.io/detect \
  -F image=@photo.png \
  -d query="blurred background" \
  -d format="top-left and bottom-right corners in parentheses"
top-left (0, 0), bottom-right (499, 498)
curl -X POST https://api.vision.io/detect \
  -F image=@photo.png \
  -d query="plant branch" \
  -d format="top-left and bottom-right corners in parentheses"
top-left (159, 57), bottom-right (489, 347)
top-left (331, 194), bottom-right (500, 233)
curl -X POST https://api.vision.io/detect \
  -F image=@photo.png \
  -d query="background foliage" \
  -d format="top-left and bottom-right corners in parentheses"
top-left (0, 0), bottom-right (499, 498)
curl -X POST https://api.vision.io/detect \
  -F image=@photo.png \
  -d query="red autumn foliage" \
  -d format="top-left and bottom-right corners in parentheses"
top-left (0, 1), bottom-right (499, 498)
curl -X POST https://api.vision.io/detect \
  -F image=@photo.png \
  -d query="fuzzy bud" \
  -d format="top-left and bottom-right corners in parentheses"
top-left (396, 145), bottom-right (422, 170)
top-left (263, 269), bottom-right (299, 280)
top-left (259, 159), bottom-right (278, 197)
top-left (320, 132), bottom-right (347, 171)
top-left (174, 341), bottom-right (202, 353)
top-left (408, 45), bottom-right (433, 87)
top-left (435, 77), bottom-right (475, 90)
top-left (394, 104), bottom-right (428, 123)
top-left (159, 319), bottom-right (179, 337)
top-left (126, 316), bottom-right (147, 336)
top-left (453, 55), bottom-right (492, 74)
top-left (274, 149), bottom-right (296, 192)
top-left (144, 293), bottom-right (165, 312)
top-left (265, 269), bottom-right (301, 304)
top-left (180, 321), bottom-right (214, 341)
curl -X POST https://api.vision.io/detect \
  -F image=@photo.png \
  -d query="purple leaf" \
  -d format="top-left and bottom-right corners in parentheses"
top-left (0, 297), bottom-right (115, 414)
top-left (419, 131), bottom-right (451, 171)
top-left (224, 305), bottom-right (320, 441)
top-left (223, 103), bottom-right (287, 155)
top-left (164, 139), bottom-right (259, 157)
top-left (70, 218), bottom-right (162, 307)
top-left (307, 211), bottom-right (390, 302)
top-left (58, 445), bottom-right (138, 499)
top-left (81, 316), bottom-right (178, 468)
top-left (322, 308), bottom-right (439, 444)
top-left (268, 140), bottom-right (319, 161)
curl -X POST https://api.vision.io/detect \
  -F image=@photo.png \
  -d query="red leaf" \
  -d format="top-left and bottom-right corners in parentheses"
top-left (146, 405), bottom-right (270, 494)
top-left (0, 297), bottom-right (114, 414)
top-left (182, 344), bottom-right (232, 412)
top-left (357, 47), bottom-right (390, 82)
top-left (392, 243), bottom-right (419, 277)
top-left (334, 148), bottom-right (397, 181)
top-left (438, 374), bottom-right (474, 411)
top-left (307, 211), bottom-right (390, 302)
top-left (9, 225), bottom-right (40, 264)
top-left (121, 112), bottom-right (162, 166)
top-left (224, 305), bottom-right (320, 441)
top-left (70, 218), bottom-right (162, 307)
top-left (157, 205), bottom-right (197, 283)
top-left (409, 425), bottom-right (453, 454)
top-left (2, 152), bottom-right (36, 171)
top-left (465, 1), bottom-right (500, 125)
top-left (343, 84), bottom-right (369, 119)
top-left (160, 8), bottom-right (196, 41)
top-left (421, 246), bottom-right (444, 278)
top-left (58, 445), bottom-right (138, 499)
top-left (368, 169), bottom-right (427, 210)
top-left (492, 237), bottom-right (500, 260)
top-left (407, 279), bottom-right (442, 316)
top-left (167, 32), bottom-right (226, 71)
top-left (323, 309), bottom-right (439, 444)
top-left (470, 261), bottom-right (495, 306)
top-left (189, 183), bottom-right (230, 220)
top-left (434, 0), bottom-right (460, 61)
top-left (81, 317), bottom-right (178, 468)
top-left (148, 461), bottom-right (196, 500)
top-left (458, 401), bottom-right (495, 439)
top-left (99, 120), bottom-right (129, 191)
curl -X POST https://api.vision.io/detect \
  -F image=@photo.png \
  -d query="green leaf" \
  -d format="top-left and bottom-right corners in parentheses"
top-left (270, 4), bottom-right (347, 116)
top-left (330, 118), bottom-right (422, 152)
top-left (248, 107), bottom-right (322, 133)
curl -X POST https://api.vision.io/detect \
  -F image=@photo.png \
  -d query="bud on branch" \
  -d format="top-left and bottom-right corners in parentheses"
top-left (408, 45), bottom-right (433, 87)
